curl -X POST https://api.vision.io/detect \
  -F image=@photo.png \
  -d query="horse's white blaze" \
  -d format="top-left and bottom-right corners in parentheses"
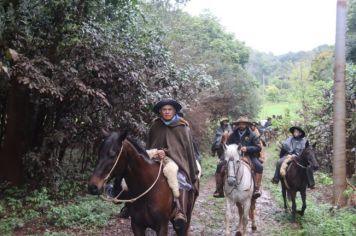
top-left (224, 144), bottom-right (254, 236)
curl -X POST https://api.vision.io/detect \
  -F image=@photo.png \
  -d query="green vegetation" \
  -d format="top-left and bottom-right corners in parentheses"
top-left (47, 195), bottom-right (118, 229)
top-left (258, 101), bottom-right (300, 120)
top-left (200, 153), bottom-right (217, 183)
top-left (0, 185), bottom-right (120, 235)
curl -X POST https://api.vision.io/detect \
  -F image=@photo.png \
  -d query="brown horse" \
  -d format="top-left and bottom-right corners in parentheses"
top-left (88, 131), bottom-right (198, 236)
top-left (281, 142), bottom-right (319, 222)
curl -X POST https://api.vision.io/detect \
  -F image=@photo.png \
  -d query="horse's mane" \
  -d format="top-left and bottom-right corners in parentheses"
top-left (225, 144), bottom-right (240, 160)
top-left (126, 136), bottom-right (150, 158)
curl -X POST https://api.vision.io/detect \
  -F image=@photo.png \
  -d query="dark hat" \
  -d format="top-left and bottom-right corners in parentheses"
top-left (289, 126), bottom-right (305, 138)
top-left (232, 116), bottom-right (252, 125)
top-left (152, 99), bottom-right (182, 114)
top-left (251, 121), bottom-right (259, 126)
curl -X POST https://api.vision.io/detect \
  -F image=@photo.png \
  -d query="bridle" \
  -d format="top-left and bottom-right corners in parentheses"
top-left (226, 158), bottom-right (244, 185)
top-left (101, 140), bottom-right (163, 203)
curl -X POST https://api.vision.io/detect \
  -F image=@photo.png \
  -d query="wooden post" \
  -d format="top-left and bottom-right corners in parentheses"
top-left (332, 0), bottom-right (348, 206)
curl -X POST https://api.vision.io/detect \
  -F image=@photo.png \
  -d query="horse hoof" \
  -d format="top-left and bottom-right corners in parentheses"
top-left (297, 210), bottom-right (304, 216)
top-left (235, 231), bottom-right (242, 236)
top-left (252, 225), bottom-right (257, 231)
top-left (173, 216), bottom-right (187, 230)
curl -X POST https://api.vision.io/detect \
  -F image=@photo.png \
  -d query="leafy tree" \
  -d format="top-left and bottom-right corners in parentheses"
top-left (266, 85), bottom-right (280, 102)
top-left (0, 0), bottom-right (213, 187)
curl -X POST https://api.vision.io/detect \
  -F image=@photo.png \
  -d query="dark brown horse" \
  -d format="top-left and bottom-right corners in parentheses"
top-left (88, 131), bottom-right (198, 236)
top-left (281, 142), bottom-right (319, 222)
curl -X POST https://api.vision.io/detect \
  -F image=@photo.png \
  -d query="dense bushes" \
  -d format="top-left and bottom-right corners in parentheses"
top-left (0, 0), bottom-right (256, 189)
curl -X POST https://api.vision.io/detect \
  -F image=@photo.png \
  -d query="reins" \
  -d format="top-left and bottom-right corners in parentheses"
top-left (101, 140), bottom-right (163, 203)
top-left (283, 155), bottom-right (308, 190)
top-left (225, 151), bottom-right (253, 195)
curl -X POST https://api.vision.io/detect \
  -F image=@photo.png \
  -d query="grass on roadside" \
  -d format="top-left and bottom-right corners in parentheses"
top-left (0, 186), bottom-right (121, 235)
top-left (259, 101), bottom-right (300, 120)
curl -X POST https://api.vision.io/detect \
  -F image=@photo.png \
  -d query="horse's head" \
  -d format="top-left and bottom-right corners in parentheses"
top-left (223, 144), bottom-right (241, 186)
top-left (223, 144), bottom-right (241, 162)
top-left (304, 141), bottom-right (319, 171)
top-left (88, 130), bottom-right (128, 195)
top-left (221, 130), bottom-right (230, 144)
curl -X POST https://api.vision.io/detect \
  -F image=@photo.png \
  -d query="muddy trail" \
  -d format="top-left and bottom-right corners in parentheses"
top-left (100, 160), bottom-right (285, 235)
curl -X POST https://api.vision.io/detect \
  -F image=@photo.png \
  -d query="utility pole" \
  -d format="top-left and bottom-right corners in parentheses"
top-left (333, 0), bottom-right (348, 207)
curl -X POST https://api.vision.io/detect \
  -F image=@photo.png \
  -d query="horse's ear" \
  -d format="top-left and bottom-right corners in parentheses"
top-left (312, 142), bottom-right (317, 149)
top-left (101, 128), bottom-right (110, 137)
top-left (305, 140), bottom-right (310, 148)
top-left (119, 130), bottom-right (128, 141)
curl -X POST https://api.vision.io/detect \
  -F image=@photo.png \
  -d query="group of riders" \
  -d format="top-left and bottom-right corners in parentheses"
top-left (211, 116), bottom-right (316, 199)
top-left (109, 98), bottom-right (316, 229)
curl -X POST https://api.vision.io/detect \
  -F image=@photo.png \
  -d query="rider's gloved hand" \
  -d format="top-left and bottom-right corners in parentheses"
top-left (157, 149), bottom-right (166, 160)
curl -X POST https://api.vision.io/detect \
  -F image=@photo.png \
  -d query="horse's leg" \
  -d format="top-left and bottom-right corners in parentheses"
top-left (225, 197), bottom-right (233, 236)
top-left (241, 200), bottom-right (251, 236)
top-left (298, 189), bottom-right (307, 216)
top-left (290, 191), bottom-right (297, 223)
top-left (131, 221), bottom-right (146, 236)
top-left (181, 192), bottom-right (195, 236)
top-left (249, 198), bottom-right (257, 231)
top-left (236, 202), bottom-right (244, 236)
top-left (158, 223), bottom-right (169, 236)
top-left (282, 185), bottom-right (288, 211)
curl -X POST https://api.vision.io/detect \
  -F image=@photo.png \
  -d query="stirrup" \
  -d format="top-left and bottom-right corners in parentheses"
top-left (174, 212), bottom-right (187, 229)
top-left (253, 190), bottom-right (261, 199)
top-left (213, 191), bottom-right (224, 198)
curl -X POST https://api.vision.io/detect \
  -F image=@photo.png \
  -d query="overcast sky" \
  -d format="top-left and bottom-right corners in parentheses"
top-left (183, 0), bottom-right (337, 55)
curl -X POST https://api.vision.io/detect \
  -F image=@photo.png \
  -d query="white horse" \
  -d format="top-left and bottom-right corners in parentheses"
top-left (224, 144), bottom-right (254, 236)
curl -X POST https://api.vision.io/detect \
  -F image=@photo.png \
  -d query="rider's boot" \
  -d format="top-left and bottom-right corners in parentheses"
top-left (213, 173), bottom-right (224, 198)
top-left (253, 173), bottom-right (262, 199)
top-left (306, 166), bottom-right (315, 189)
top-left (173, 190), bottom-right (187, 229)
top-left (271, 160), bottom-right (282, 184)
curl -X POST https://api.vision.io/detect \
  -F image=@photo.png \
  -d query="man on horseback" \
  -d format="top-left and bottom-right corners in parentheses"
top-left (251, 121), bottom-right (266, 163)
top-left (271, 126), bottom-right (315, 188)
top-left (146, 99), bottom-right (200, 227)
top-left (211, 117), bottom-right (233, 198)
top-left (227, 117), bottom-right (263, 199)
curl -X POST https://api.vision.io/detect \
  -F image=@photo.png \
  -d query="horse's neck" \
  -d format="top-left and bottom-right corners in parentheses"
top-left (122, 141), bottom-right (159, 191)
top-left (295, 151), bottom-right (308, 166)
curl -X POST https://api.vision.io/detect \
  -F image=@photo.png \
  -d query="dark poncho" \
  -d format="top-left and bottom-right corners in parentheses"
top-left (147, 118), bottom-right (199, 184)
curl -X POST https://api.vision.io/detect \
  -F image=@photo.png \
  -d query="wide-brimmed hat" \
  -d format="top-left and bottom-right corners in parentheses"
top-left (219, 117), bottom-right (229, 123)
top-left (232, 116), bottom-right (252, 125)
top-left (152, 99), bottom-right (182, 114)
top-left (289, 126), bottom-right (305, 138)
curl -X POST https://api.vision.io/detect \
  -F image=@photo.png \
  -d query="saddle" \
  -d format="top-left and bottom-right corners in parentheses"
top-left (280, 155), bottom-right (294, 189)
top-left (241, 156), bottom-right (254, 172)
top-left (280, 155), bottom-right (294, 177)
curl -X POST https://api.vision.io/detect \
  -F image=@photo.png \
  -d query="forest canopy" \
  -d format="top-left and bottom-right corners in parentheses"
top-left (0, 0), bottom-right (258, 187)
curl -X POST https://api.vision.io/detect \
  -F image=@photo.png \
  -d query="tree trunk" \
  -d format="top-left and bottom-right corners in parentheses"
top-left (332, 0), bottom-right (348, 206)
top-left (0, 83), bottom-right (34, 185)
